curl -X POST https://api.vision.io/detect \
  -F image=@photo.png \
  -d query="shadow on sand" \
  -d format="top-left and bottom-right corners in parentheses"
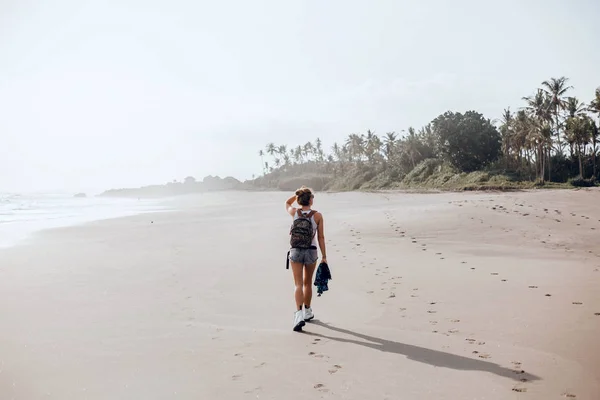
top-left (303, 320), bottom-right (541, 383)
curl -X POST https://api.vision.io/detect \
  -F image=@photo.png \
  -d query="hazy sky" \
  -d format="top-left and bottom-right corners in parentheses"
top-left (1, 0), bottom-right (599, 193)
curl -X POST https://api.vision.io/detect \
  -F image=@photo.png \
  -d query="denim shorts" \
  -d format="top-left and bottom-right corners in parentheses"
top-left (289, 248), bottom-right (319, 265)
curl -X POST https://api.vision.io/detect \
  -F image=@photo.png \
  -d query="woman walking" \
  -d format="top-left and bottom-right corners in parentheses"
top-left (285, 187), bottom-right (327, 332)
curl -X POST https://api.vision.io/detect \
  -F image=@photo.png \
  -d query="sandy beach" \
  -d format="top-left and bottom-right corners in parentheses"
top-left (1, 189), bottom-right (599, 399)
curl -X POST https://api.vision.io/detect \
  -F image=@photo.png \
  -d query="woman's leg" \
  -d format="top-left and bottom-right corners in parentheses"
top-left (291, 261), bottom-right (305, 311)
top-left (303, 262), bottom-right (317, 308)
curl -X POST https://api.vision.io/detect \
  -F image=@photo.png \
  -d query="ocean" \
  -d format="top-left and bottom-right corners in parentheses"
top-left (0, 193), bottom-right (167, 248)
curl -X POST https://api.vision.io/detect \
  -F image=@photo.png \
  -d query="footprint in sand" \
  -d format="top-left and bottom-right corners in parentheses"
top-left (512, 386), bottom-right (527, 393)
top-left (501, 279), bottom-right (507, 282)
top-left (545, 293), bottom-right (552, 297)
top-left (466, 339), bottom-right (485, 346)
top-left (232, 374), bottom-right (243, 380)
top-left (313, 383), bottom-right (329, 392)
top-left (491, 272), bottom-right (499, 275)
top-left (562, 393), bottom-right (577, 398)
top-left (328, 364), bottom-right (342, 374)
top-left (572, 302), bottom-right (583, 305)
top-left (478, 353), bottom-right (491, 359)
top-left (427, 310), bottom-right (437, 314)
top-left (528, 285), bottom-right (538, 289)
top-left (594, 313), bottom-right (600, 316)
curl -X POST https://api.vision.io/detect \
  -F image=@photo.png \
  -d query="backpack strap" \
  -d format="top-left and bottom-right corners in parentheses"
top-left (297, 209), bottom-right (317, 218)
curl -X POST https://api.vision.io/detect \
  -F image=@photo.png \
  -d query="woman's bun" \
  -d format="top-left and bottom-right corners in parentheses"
top-left (295, 186), bottom-right (312, 196)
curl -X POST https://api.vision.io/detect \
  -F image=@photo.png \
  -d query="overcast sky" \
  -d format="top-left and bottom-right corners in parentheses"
top-left (1, 0), bottom-right (598, 193)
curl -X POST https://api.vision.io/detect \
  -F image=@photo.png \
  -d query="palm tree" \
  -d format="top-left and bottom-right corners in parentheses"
top-left (266, 143), bottom-right (276, 158)
top-left (258, 149), bottom-right (266, 175)
top-left (589, 88), bottom-right (600, 178)
top-left (589, 88), bottom-right (600, 124)
top-left (591, 121), bottom-right (599, 179)
top-left (565, 115), bottom-right (594, 178)
top-left (383, 132), bottom-right (397, 161)
top-left (515, 109), bottom-right (545, 181)
top-left (345, 134), bottom-right (365, 162)
top-left (302, 142), bottom-right (314, 161)
top-left (523, 89), bottom-right (553, 181)
top-left (565, 97), bottom-right (585, 118)
top-left (294, 145), bottom-right (303, 164)
top-left (403, 127), bottom-right (422, 168)
top-left (563, 97), bottom-right (587, 158)
top-left (315, 138), bottom-right (324, 163)
top-left (277, 145), bottom-right (288, 167)
top-left (331, 143), bottom-right (341, 161)
top-left (497, 107), bottom-right (515, 167)
top-left (541, 76), bottom-right (572, 155)
top-left (364, 130), bottom-right (381, 163)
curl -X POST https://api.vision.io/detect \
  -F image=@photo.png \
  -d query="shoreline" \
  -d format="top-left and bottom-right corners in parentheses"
top-left (0, 195), bottom-right (171, 249)
top-left (0, 190), bottom-right (598, 399)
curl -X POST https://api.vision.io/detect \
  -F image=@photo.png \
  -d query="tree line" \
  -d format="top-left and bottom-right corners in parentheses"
top-left (258, 77), bottom-right (600, 186)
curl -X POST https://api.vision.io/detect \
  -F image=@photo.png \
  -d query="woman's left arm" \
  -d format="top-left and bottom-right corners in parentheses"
top-left (285, 195), bottom-right (297, 216)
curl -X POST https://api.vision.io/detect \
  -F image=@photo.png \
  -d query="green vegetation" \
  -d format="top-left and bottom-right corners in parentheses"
top-left (253, 78), bottom-right (599, 191)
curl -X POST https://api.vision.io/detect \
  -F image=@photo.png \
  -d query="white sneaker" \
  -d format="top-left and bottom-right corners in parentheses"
top-left (303, 307), bottom-right (314, 322)
top-left (293, 310), bottom-right (305, 332)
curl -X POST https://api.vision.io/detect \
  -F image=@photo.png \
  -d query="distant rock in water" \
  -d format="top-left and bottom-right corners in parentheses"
top-left (74, 193), bottom-right (87, 198)
top-left (99, 175), bottom-right (247, 198)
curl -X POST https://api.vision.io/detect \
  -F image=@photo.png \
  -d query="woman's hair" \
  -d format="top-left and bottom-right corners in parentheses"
top-left (295, 186), bottom-right (314, 206)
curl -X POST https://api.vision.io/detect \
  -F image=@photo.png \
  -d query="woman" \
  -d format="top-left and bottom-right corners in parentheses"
top-left (285, 186), bottom-right (327, 332)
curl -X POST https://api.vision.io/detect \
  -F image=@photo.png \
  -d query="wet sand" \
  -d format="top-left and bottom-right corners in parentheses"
top-left (0, 189), bottom-right (598, 399)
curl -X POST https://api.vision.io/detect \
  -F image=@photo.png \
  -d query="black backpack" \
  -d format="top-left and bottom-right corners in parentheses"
top-left (289, 209), bottom-right (317, 249)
